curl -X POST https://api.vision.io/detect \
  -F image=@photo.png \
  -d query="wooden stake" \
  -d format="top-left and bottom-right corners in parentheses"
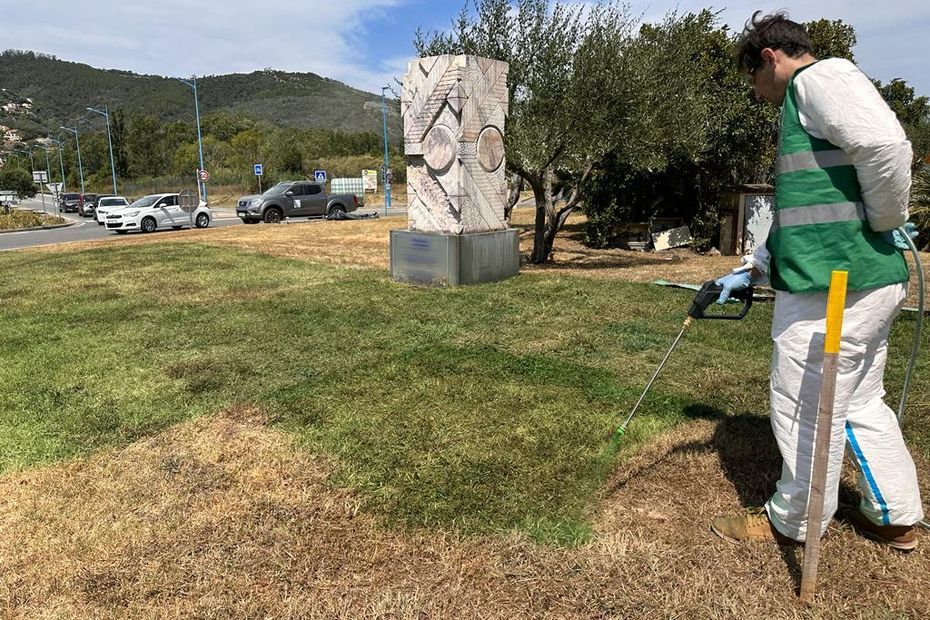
top-left (800, 270), bottom-right (848, 603)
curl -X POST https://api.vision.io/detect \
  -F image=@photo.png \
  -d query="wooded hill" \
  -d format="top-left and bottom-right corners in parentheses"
top-left (0, 50), bottom-right (401, 141)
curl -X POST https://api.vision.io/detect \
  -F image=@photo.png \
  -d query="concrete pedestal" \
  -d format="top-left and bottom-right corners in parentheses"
top-left (390, 228), bottom-right (519, 287)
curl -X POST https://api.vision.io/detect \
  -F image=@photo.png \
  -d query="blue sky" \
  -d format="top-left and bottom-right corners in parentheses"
top-left (2, 1), bottom-right (927, 96)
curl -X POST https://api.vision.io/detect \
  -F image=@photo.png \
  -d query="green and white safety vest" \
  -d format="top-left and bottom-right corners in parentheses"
top-left (767, 63), bottom-right (908, 293)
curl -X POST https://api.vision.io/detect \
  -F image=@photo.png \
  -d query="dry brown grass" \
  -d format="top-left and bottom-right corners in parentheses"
top-left (1, 409), bottom-right (927, 618)
top-left (34, 207), bottom-right (929, 308)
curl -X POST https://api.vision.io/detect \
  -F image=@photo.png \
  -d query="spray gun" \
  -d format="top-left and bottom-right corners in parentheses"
top-left (614, 280), bottom-right (754, 437)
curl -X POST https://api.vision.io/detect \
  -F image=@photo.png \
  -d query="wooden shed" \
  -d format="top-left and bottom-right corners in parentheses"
top-left (719, 184), bottom-right (774, 256)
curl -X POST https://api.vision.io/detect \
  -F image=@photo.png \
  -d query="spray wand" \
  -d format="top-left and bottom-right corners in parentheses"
top-left (615, 280), bottom-right (754, 437)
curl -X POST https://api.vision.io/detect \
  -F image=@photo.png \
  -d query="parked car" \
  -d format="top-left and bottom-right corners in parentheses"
top-left (94, 196), bottom-right (130, 225)
top-left (59, 192), bottom-right (81, 213)
top-left (79, 193), bottom-right (114, 217)
top-left (236, 181), bottom-right (359, 224)
top-left (105, 193), bottom-right (211, 234)
top-left (77, 193), bottom-right (100, 217)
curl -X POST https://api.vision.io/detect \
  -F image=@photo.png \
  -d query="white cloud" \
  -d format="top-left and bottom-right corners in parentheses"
top-left (5, 0), bottom-right (409, 92)
top-left (4, 0), bottom-right (928, 96)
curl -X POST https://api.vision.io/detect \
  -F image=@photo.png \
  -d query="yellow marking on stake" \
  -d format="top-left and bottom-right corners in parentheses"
top-left (824, 270), bottom-right (848, 355)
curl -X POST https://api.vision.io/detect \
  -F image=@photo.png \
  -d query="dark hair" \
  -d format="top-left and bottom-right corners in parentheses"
top-left (735, 11), bottom-right (814, 73)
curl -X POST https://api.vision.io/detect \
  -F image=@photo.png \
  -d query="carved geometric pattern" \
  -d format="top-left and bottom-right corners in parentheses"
top-left (446, 82), bottom-right (467, 116)
top-left (402, 55), bottom-right (510, 234)
top-left (477, 126), bottom-right (504, 172)
top-left (423, 125), bottom-right (456, 172)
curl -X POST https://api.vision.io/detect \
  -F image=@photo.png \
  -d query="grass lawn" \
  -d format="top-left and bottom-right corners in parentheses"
top-left (1, 237), bottom-right (927, 549)
top-left (2, 223), bottom-right (930, 617)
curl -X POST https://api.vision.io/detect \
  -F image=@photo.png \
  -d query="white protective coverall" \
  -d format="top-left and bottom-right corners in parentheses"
top-left (747, 58), bottom-right (924, 540)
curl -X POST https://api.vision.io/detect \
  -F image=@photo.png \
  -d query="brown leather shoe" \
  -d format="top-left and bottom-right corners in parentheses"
top-left (845, 507), bottom-right (917, 551)
top-left (711, 508), bottom-right (801, 546)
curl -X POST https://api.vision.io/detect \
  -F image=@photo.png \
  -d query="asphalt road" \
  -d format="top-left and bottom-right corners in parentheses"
top-left (0, 195), bottom-right (244, 252)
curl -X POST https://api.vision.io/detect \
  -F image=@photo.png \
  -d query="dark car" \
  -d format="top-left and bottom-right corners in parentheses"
top-left (59, 192), bottom-right (81, 213)
top-left (236, 181), bottom-right (359, 224)
top-left (78, 193), bottom-right (101, 217)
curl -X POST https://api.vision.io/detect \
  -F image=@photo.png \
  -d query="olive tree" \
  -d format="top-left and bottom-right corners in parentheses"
top-left (805, 18), bottom-right (856, 62)
top-left (582, 10), bottom-right (781, 248)
top-left (415, 0), bottom-right (642, 262)
top-left (908, 164), bottom-right (930, 249)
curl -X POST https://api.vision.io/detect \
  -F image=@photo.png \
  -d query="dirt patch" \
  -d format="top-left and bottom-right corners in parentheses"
top-left (2, 409), bottom-right (927, 618)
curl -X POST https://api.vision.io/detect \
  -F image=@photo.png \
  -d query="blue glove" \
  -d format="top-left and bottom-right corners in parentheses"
top-left (882, 222), bottom-right (918, 250)
top-left (714, 271), bottom-right (752, 304)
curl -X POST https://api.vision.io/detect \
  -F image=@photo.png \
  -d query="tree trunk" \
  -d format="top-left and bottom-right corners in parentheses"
top-left (527, 161), bottom-right (594, 264)
top-left (504, 173), bottom-right (524, 222)
top-left (530, 168), bottom-right (555, 263)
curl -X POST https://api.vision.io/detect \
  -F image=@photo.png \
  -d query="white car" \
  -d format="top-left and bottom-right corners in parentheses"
top-left (95, 196), bottom-right (131, 225)
top-left (105, 193), bottom-right (211, 234)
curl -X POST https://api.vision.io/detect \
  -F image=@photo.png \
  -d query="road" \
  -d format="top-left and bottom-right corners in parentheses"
top-left (0, 195), bottom-right (243, 252)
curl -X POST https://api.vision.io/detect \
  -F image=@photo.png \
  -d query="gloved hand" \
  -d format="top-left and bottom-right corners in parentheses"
top-left (714, 270), bottom-right (752, 304)
top-left (882, 222), bottom-right (918, 250)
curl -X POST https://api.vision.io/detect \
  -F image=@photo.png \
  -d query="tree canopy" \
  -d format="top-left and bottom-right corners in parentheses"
top-left (0, 164), bottom-right (36, 198)
top-left (417, 0), bottom-right (716, 262)
top-left (416, 4), bottom-right (928, 255)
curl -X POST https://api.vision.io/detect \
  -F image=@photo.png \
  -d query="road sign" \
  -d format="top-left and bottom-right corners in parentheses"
top-left (314, 170), bottom-right (327, 183)
top-left (254, 163), bottom-right (263, 176)
top-left (32, 171), bottom-right (49, 183)
top-left (198, 169), bottom-right (210, 182)
top-left (362, 169), bottom-right (377, 192)
top-left (178, 188), bottom-right (198, 213)
top-left (45, 182), bottom-right (63, 194)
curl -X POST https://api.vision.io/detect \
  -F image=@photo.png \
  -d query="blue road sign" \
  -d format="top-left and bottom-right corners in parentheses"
top-left (315, 170), bottom-right (327, 183)
top-left (254, 163), bottom-right (263, 176)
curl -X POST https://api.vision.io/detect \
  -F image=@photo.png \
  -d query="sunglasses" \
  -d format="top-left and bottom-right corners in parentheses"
top-left (745, 59), bottom-right (769, 84)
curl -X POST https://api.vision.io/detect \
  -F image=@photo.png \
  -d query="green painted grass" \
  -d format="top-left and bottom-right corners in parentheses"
top-left (1, 243), bottom-right (926, 544)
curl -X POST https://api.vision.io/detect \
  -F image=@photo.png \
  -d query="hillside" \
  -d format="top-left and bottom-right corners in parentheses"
top-left (0, 50), bottom-right (401, 142)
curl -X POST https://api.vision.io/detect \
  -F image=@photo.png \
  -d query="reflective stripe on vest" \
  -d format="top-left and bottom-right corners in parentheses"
top-left (775, 149), bottom-right (851, 175)
top-left (767, 62), bottom-right (907, 293)
top-left (770, 201), bottom-right (864, 230)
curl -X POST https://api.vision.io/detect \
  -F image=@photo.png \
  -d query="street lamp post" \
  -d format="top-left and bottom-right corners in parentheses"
top-left (36, 144), bottom-right (60, 214)
top-left (6, 150), bottom-right (26, 170)
top-left (175, 76), bottom-right (207, 202)
top-left (87, 106), bottom-right (117, 194)
top-left (15, 147), bottom-right (46, 214)
top-left (60, 126), bottom-right (85, 194)
top-left (38, 145), bottom-right (52, 182)
top-left (380, 86), bottom-right (391, 212)
top-left (12, 148), bottom-right (34, 170)
top-left (46, 138), bottom-right (67, 193)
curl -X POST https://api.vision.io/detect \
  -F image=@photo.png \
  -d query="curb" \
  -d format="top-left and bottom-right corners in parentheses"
top-left (0, 221), bottom-right (74, 234)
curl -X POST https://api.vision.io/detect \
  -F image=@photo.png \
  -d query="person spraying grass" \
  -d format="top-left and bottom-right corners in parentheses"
top-left (709, 11), bottom-right (923, 553)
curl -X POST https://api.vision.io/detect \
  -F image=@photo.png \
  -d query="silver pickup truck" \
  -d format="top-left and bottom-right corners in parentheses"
top-left (236, 180), bottom-right (360, 224)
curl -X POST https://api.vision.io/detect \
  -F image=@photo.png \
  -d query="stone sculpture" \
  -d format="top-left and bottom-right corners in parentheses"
top-left (391, 54), bottom-right (518, 287)
top-left (401, 54), bottom-right (509, 234)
